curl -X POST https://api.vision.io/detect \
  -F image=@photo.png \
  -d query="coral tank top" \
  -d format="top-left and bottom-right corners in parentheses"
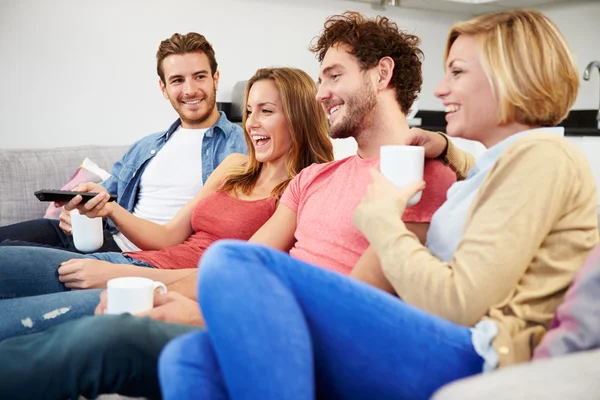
top-left (126, 191), bottom-right (277, 269)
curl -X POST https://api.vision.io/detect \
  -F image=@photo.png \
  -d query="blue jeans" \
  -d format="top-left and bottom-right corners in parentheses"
top-left (0, 218), bottom-right (121, 253)
top-left (0, 245), bottom-right (153, 340)
top-left (159, 241), bottom-right (485, 400)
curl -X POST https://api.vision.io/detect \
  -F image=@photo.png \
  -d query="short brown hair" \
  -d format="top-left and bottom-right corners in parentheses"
top-left (310, 12), bottom-right (423, 114)
top-left (156, 32), bottom-right (218, 83)
top-left (446, 10), bottom-right (578, 127)
top-left (220, 68), bottom-right (334, 199)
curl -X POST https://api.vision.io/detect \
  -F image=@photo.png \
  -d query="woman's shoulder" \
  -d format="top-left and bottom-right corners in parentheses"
top-left (506, 131), bottom-right (586, 167)
top-left (221, 153), bottom-right (249, 168)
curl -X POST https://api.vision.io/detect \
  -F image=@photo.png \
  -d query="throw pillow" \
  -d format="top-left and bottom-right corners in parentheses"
top-left (43, 157), bottom-right (111, 219)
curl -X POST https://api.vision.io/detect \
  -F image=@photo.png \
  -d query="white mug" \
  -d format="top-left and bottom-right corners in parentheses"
top-left (70, 210), bottom-right (104, 252)
top-left (380, 145), bottom-right (425, 207)
top-left (106, 277), bottom-right (167, 315)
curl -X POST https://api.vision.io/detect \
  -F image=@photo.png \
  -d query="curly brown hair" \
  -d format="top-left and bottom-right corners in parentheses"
top-left (310, 12), bottom-right (423, 114)
top-left (156, 32), bottom-right (217, 84)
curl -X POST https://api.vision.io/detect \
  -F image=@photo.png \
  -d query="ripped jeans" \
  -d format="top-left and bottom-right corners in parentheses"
top-left (0, 245), bottom-right (154, 341)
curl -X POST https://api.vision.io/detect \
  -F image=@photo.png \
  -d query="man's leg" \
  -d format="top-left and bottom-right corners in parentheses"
top-left (0, 218), bottom-right (122, 253)
top-left (0, 289), bottom-right (103, 341)
top-left (159, 241), bottom-right (484, 400)
top-left (0, 315), bottom-right (201, 400)
top-left (0, 218), bottom-right (74, 248)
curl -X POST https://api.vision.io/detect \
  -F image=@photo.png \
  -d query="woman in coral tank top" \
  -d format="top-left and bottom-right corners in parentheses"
top-left (0, 67), bottom-right (334, 340)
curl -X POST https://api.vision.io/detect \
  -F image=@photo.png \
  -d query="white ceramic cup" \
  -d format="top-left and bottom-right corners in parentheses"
top-left (70, 209), bottom-right (104, 252)
top-left (106, 277), bottom-right (167, 315)
top-left (380, 145), bottom-right (425, 207)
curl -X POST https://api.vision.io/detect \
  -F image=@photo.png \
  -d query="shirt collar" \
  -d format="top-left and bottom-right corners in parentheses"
top-left (468, 127), bottom-right (564, 179)
top-left (162, 111), bottom-right (235, 141)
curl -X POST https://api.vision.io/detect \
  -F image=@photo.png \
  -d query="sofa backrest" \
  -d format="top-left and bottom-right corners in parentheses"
top-left (0, 145), bottom-right (128, 227)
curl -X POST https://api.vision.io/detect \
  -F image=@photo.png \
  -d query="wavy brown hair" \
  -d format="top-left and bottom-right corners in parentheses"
top-left (156, 32), bottom-right (218, 83)
top-left (310, 11), bottom-right (423, 114)
top-left (219, 68), bottom-right (334, 199)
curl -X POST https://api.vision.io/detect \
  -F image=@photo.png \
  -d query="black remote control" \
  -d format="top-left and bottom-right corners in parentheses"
top-left (34, 189), bottom-right (118, 204)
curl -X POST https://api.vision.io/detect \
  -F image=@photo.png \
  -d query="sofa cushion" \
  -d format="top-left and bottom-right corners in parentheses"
top-left (0, 146), bottom-right (128, 227)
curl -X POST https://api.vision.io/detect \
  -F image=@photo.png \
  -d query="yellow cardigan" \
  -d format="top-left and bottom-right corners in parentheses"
top-left (354, 132), bottom-right (599, 367)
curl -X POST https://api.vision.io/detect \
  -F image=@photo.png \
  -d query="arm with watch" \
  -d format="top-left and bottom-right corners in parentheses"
top-left (408, 127), bottom-right (476, 181)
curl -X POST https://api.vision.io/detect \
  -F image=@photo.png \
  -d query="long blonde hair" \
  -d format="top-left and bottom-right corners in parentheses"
top-left (220, 67), bottom-right (334, 198)
top-left (446, 10), bottom-right (578, 127)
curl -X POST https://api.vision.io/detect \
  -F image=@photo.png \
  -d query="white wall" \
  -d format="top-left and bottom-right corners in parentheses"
top-left (538, 1), bottom-right (600, 111)
top-left (0, 0), bottom-right (466, 150)
top-left (538, 1), bottom-right (600, 203)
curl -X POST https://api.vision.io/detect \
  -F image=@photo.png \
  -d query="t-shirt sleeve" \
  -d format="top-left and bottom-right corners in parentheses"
top-left (280, 166), bottom-right (315, 213)
top-left (401, 160), bottom-right (456, 223)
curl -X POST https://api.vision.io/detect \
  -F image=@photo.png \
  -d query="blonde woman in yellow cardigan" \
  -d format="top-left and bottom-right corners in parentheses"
top-left (158, 10), bottom-right (599, 400)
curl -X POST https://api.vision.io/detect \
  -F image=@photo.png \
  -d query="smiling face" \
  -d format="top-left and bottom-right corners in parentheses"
top-left (159, 52), bottom-right (219, 129)
top-left (245, 79), bottom-right (292, 164)
top-left (316, 44), bottom-right (377, 139)
top-left (434, 34), bottom-right (499, 142)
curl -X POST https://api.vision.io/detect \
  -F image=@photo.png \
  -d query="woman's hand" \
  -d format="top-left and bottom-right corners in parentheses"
top-left (58, 259), bottom-right (123, 289)
top-left (361, 168), bottom-right (425, 214)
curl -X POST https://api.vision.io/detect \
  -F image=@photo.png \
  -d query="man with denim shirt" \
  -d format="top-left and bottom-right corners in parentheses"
top-left (0, 32), bottom-right (246, 252)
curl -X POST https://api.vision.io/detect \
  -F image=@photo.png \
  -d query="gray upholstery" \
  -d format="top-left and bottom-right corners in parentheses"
top-left (432, 349), bottom-right (600, 400)
top-left (0, 146), bottom-right (128, 226)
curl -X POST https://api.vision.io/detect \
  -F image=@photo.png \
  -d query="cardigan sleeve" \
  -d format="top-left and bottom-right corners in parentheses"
top-left (353, 139), bottom-right (578, 326)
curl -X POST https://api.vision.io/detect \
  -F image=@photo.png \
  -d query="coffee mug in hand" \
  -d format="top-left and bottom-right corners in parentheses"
top-left (70, 210), bottom-right (104, 252)
top-left (380, 145), bottom-right (425, 207)
top-left (106, 277), bottom-right (167, 315)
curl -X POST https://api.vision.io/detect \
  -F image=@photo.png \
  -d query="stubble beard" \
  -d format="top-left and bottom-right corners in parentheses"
top-left (177, 87), bottom-right (217, 127)
top-left (328, 79), bottom-right (377, 140)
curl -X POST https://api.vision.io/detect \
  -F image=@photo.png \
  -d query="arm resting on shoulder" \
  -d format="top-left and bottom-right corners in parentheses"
top-left (443, 134), bottom-right (477, 181)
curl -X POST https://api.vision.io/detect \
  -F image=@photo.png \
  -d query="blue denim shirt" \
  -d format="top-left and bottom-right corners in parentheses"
top-left (101, 112), bottom-right (246, 232)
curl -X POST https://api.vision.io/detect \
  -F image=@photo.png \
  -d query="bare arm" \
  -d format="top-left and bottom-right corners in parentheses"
top-left (164, 203), bottom-right (299, 300)
top-left (249, 203), bottom-right (297, 252)
top-left (167, 271), bottom-right (200, 300)
top-left (76, 154), bottom-right (248, 250)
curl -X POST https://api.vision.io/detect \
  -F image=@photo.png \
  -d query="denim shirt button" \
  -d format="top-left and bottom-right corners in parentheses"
top-left (150, 149), bottom-right (156, 155)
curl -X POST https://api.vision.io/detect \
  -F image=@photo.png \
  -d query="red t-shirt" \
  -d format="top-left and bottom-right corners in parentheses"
top-left (280, 155), bottom-right (456, 275)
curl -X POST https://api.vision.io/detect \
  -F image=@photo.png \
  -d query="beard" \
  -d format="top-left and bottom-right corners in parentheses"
top-left (177, 86), bottom-right (217, 127)
top-left (328, 78), bottom-right (377, 139)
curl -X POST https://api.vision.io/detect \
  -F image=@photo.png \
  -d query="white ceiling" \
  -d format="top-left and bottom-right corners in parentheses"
top-left (345, 0), bottom-right (592, 15)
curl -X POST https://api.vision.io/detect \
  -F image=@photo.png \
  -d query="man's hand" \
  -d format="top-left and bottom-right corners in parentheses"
top-left (406, 128), bottom-right (448, 159)
top-left (95, 290), bottom-right (109, 315)
top-left (59, 182), bottom-right (113, 219)
top-left (95, 289), bottom-right (205, 326)
top-left (58, 258), bottom-right (121, 289)
top-left (58, 208), bottom-right (73, 235)
top-left (137, 292), bottom-right (205, 326)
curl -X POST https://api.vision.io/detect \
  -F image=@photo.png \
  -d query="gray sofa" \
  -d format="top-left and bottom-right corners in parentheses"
top-left (0, 145), bottom-right (128, 227)
top-left (2, 145), bottom-right (600, 400)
